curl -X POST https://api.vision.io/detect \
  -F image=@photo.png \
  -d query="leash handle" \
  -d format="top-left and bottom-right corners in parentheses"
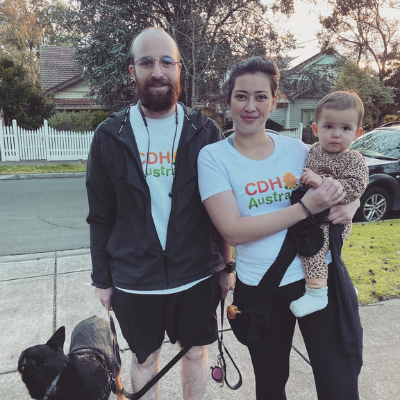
top-left (217, 299), bottom-right (243, 390)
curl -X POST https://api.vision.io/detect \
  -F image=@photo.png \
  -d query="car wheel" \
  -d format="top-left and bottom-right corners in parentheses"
top-left (355, 187), bottom-right (391, 222)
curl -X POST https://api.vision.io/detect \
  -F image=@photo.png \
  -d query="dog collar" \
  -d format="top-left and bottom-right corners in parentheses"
top-left (41, 373), bottom-right (61, 400)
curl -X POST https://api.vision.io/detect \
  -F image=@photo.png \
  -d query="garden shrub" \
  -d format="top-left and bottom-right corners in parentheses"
top-left (49, 110), bottom-right (109, 131)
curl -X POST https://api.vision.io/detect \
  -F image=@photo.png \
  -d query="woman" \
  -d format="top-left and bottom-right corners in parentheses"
top-left (197, 57), bottom-right (362, 399)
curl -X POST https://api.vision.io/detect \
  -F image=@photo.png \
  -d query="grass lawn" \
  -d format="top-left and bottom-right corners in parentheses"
top-left (1, 162), bottom-right (399, 305)
top-left (343, 219), bottom-right (400, 305)
top-left (231, 219), bottom-right (400, 305)
top-left (0, 164), bottom-right (87, 175)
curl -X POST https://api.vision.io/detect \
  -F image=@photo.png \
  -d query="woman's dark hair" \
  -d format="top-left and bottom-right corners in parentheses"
top-left (221, 57), bottom-right (280, 106)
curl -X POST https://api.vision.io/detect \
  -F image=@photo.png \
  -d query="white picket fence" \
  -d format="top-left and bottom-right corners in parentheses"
top-left (0, 119), bottom-right (304, 162)
top-left (277, 123), bottom-right (303, 140)
top-left (0, 120), bottom-right (95, 162)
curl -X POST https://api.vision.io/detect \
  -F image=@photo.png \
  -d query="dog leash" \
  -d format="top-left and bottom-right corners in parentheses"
top-left (41, 373), bottom-right (61, 400)
top-left (108, 310), bottom-right (195, 400)
top-left (211, 299), bottom-right (242, 390)
top-left (109, 297), bottom-right (242, 399)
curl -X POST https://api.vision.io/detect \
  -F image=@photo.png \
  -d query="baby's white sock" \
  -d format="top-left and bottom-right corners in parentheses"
top-left (290, 285), bottom-right (328, 318)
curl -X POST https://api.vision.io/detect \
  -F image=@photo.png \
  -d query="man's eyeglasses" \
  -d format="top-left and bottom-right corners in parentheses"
top-left (134, 56), bottom-right (180, 70)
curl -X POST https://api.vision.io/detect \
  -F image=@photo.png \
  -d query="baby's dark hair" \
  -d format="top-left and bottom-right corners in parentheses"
top-left (221, 56), bottom-right (280, 106)
top-left (316, 91), bottom-right (364, 127)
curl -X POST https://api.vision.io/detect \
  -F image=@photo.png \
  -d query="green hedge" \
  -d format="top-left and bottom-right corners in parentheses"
top-left (48, 110), bottom-right (109, 131)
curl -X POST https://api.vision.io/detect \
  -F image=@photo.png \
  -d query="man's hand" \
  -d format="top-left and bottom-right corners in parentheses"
top-left (94, 287), bottom-right (113, 311)
top-left (219, 271), bottom-right (236, 299)
top-left (324, 199), bottom-right (360, 225)
top-left (301, 168), bottom-right (323, 188)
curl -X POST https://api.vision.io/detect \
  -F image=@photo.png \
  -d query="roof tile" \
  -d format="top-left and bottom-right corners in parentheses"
top-left (40, 46), bottom-right (82, 90)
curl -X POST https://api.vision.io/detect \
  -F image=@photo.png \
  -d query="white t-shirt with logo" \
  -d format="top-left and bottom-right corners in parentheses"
top-left (117, 103), bottom-right (207, 294)
top-left (131, 103), bottom-right (183, 250)
top-left (198, 133), bottom-right (309, 287)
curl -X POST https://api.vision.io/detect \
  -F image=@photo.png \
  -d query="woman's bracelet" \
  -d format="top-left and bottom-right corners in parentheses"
top-left (298, 199), bottom-right (315, 222)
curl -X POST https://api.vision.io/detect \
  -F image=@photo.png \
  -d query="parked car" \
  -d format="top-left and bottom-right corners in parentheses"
top-left (349, 127), bottom-right (400, 221)
top-left (380, 121), bottom-right (400, 127)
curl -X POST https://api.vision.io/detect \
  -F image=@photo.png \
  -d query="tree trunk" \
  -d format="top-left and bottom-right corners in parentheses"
top-left (191, 74), bottom-right (196, 109)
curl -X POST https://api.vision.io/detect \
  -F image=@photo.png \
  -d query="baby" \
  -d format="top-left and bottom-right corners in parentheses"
top-left (290, 91), bottom-right (369, 318)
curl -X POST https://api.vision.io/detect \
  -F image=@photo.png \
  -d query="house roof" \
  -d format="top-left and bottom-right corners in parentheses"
top-left (288, 50), bottom-right (345, 73)
top-left (40, 45), bottom-right (82, 90)
top-left (287, 51), bottom-right (321, 69)
top-left (283, 50), bottom-right (346, 100)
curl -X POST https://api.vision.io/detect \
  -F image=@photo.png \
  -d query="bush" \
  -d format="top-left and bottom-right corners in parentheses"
top-left (201, 109), bottom-right (224, 129)
top-left (48, 110), bottom-right (109, 131)
top-left (90, 110), bottom-right (111, 129)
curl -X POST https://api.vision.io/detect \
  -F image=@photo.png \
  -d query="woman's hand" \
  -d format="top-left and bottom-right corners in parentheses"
top-left (324, 199), bottom-right (360, 225)
top-left (301, 177), bottom-right (346, 215)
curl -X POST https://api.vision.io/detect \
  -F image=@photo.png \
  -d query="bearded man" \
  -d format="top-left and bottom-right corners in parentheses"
top-left (86, 27), bottom-right (235, 400)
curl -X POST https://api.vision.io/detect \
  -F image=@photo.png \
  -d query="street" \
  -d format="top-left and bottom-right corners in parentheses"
top-left (1, 176), bottom-right (400, 399)
top-left (1, 176), bottom-right (399, 258)
top-left (0, 177), bottom-right (89, 256)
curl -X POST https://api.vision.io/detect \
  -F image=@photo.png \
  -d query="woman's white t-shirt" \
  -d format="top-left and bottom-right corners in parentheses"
top-left (198, 132), bottom-right (309, 287)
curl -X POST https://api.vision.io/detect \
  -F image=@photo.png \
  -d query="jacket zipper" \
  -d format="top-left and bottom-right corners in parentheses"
top-left (106, 107), bottom-right (205, 290)
top-left (104, 117), bottom-right (168, 286)
top-left (163, 114), bottom-right (204, 288)
top-left (163, 250), bottom-right (169, 288)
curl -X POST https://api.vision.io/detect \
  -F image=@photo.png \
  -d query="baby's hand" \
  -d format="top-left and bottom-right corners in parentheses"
top-left (301, 168), bottom-right (324, 188)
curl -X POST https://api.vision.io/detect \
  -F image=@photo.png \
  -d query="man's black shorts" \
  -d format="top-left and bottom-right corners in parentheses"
top-left (112, 273), bottom-right (221, 364)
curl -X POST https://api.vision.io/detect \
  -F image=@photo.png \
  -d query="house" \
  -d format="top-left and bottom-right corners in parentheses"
top-left (40, 46), bottom-right (103, 111)
top-left (269, 50), bottom-right (345, 141)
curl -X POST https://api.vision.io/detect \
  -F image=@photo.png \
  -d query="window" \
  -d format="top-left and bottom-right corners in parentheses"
top-left (302, 110), bottom-right (315, 127)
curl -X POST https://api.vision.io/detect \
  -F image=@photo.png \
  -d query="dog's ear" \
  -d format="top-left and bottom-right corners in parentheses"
top-left (46, 326), bottom-right (65, 351)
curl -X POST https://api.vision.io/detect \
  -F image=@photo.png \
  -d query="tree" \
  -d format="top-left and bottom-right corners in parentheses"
top-left (317, 0), bottom-right (400, 84)
top-left (0, 57), bottom-right (55, 129)
top-left (65, 0), bottom-right (296, 111)
top-left (0, 0), bottom-right (71, 84)
top-left (332, 61), bottom-right (394, 127)
top-left (279, 51), bottom-right (345, 100)
top-left (382, 66), bottom-right (400, 119)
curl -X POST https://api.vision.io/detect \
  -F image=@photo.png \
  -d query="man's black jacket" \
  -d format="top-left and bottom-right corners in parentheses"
top-left (86, 104), bottom-right (225, 291)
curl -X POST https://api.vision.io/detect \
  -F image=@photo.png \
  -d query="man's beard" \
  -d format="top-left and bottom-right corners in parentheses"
top-left (137, 76), bottom-right (180, 112)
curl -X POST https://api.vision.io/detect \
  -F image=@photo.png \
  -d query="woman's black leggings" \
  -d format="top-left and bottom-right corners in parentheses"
top-left (234, 276), bottom-right (362, 400)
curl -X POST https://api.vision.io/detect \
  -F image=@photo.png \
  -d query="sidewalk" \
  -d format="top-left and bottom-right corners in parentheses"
top-left (1, 250), bottom-right (399, 399)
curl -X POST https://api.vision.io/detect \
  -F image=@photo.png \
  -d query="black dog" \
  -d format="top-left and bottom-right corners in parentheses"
top-left (18, 316), bottom-right (125, 400)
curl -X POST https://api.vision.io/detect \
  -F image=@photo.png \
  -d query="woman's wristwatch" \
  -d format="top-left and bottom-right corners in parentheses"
top-left (224, 261), bottom-right (236, 273)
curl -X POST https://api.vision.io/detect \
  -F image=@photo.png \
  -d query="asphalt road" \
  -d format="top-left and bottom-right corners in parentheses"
top-left (0, 177), bottom-right (89, 256)
top-left (1, 177), bottom-right (399, 257)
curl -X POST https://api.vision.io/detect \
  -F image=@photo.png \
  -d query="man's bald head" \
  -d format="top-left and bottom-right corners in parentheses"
top-left (129, 27), bottom-right (180, 65)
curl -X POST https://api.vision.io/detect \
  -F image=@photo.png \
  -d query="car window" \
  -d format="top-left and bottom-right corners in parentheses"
top-left (350, 130), bottom-right (400, 159)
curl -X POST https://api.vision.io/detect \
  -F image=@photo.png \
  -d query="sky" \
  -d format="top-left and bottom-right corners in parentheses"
top-left (285, 4), bottom-right (321, 58)
top-left (282, 0), bottom-right (400, 68)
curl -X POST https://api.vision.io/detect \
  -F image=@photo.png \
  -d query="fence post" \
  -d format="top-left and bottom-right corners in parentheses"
top-left (43, 119), bottom-right (51, 161)
top-left (12, 119), bottom-right (21, 161)
top-left (298, 123), bottom-right (303, 141)
top-left (0, 121), bottom-right (4, 161)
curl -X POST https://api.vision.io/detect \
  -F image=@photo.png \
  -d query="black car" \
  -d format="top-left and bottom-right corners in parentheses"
top-left (349, 127), bottom-right (400, 221)
top-left (380, 121), bottom-right (400, 127)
